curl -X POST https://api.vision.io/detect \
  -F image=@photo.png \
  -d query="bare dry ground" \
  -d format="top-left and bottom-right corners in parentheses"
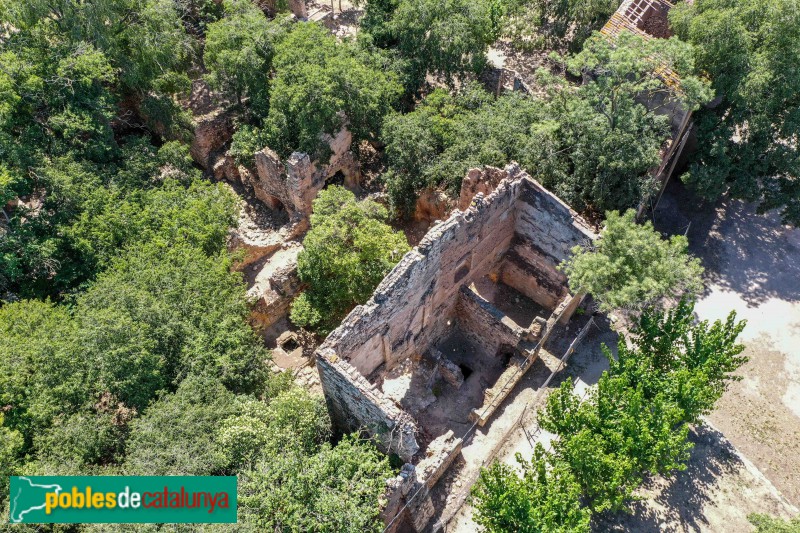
top-left (654, 180), bottom-right (800, 509)
top-left (596, 424), bottom-right (797, 532)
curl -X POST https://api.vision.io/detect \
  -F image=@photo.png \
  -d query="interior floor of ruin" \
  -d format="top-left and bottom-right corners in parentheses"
top-left (377, 281), bottom-right (551, 454)
top-left (471, 277), bottom-right (548, 329)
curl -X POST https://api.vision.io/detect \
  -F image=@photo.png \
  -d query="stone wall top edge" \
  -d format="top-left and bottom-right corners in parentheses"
top-left (517, 175), bottom-right (597, 240)
top-left (315, 349), bottom-right (407, 418)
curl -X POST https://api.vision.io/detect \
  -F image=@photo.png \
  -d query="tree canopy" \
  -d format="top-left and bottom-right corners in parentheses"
top-left (669, 0), bottom-right (800, 225)
top-left (499, 0), bottom-right (619, 53)
top-left (560, 209), bottom-right (704, 312)
top-left (359, 0), bottom-right (502, 90)
top-left (204, 0), bottom-right (290, 113)
top-left (291, 186), bottom-right (410, 333)
top-left (381, 33), bottom-right (710, 218)
top-left (382, 84), bottom-right (545, 213)
top-left (472, 445), bottom-right (591, 533)
top-left (472, 299), bottom-right (746, 528)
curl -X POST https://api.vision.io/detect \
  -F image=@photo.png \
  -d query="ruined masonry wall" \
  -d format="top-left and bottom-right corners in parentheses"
top-left (456, 286), bottom-right (526, 357)
top-left (315, 177), bottom-right (525, 459)
top-left (315, 167), bottom-right (596, 462)
top-left (316, 353), bottom-right (420, 461)
top-left (503, 178), bottom-right (596, 307)
top-left (321, 177), bottom-right (523, 376)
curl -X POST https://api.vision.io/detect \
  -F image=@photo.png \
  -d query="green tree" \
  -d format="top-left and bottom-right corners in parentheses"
top-left (560, 209), bottom-right (704, 312)
top-left (78, 242), bottom-right (269, 401)
top-left (29, 396), bottom-right (135, 473)
top-left (0, 300), bottom-right (85, 445)
top-left (204, 2), bottom-right (290, 113)
top-left (263, 22), bottom-right (402, 159)
top-left (382, 85), bottom-right (544, 214)
top-left (0, 0), bottom-right (192, 166)
top-left (535, 298), bottom-right (744, 514)
top-left (528, 32), bottom-right (713, 215)
top-left (500, 0), bottom-right (619, 52)
top-left (0, 129), bottom-right (229, 300)
top-left (472, 445), bottom-right (591, 533)
top-left (669, 0), bottom-right (800, 225)
top-left (123, 376), bottom-right (249, 476)
top-left (610, 297), bottom-right (747, 423)
top-left (361, 0), bottom-right (502, 90)
top-left (538, 377), bottom-right (692, 513)
top-left (239, 435), bottom-right (392, 532)
top-left (291, 186), bottom-right (410, 333)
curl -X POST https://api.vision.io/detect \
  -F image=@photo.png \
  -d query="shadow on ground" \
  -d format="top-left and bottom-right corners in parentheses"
top-left (593, 425), bottom-right (741, 532)
top-left (653, 179), bottom-right (800, 306)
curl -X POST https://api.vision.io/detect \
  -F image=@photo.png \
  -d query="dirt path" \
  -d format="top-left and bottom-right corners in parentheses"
top-left (654, 181), bottom-right (800, 507)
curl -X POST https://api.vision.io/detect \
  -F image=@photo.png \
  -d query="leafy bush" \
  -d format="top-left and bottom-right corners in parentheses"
top-left (240, 435), bottom-right (392, 532)
top-left (362, 0), bottom-right (502, 90)
top-left (291, 186), bottom-right (409, 333)
top-left (670, 0), bottom-right (800, 225)
top-left (560, 210), bottom-right (704, 312)
top-left (472, 445), bottom-right (591, 533)
top-left (263, 22), bottom-right (402, 160)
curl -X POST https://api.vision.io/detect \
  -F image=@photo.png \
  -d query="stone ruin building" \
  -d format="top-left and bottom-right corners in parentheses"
top-left (601, 0), bottom-right (696, 217)
top-left (315, 165), bottom-right (597, 530)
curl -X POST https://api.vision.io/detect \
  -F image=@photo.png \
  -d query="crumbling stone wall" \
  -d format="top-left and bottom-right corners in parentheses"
top-left (249, 128), bottom-right (360, 220)
top-left (456, 285), bottom-right (526, 357)
top-left (316, 350), bottom-right (420, 461)
top-left (316, 165), bottom-right (595, 463)
top-left (381, 431), bottom-right (463, 532)
top-left (320, 175), bottom-right (521, 378)
top-left (502, 176), bottom-right (595, 308)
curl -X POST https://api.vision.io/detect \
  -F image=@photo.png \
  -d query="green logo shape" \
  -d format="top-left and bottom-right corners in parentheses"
top-left (9, 476), bottom-right (237, 524)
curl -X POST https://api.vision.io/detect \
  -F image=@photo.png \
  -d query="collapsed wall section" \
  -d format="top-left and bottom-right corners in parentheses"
top-left (250, 128), bottom-right (360, 220)
top-left (315, 175), bottom-right (524, 458)
top-left (315, 166), bottom-right (596, 462)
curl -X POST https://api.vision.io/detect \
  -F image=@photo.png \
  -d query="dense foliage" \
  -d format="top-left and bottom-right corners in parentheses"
top-left (472, 299), bottom-right (746, 529)
top-left (669, 0), bottom-right (800, 225)
top-left (262, 22), bottom-right (403, 159)
top-left (560, 209), bottom-right (704, 312)
top-left (224, 19), bottom-right (403, 164)
top-left (204, 0), bottom-right (290, 113)
top-left (0, 2), bottom-right (396, 527)
top-left (359, 0), bottom-right (503, 90)
top-left (382, 85), bottom-right (545, 213)
top-left (381, 33), bottom-right (710, 216)
top-left (291, 186), bottom-right (410, 333)
top-left (749, 514), bottom-right (800, 533)
top-left (531, 33), bottom-right (712, 215)
top-left (500, 0), bottom-right (619, 52)
top-left (472, 445), bottom-right (590, 533)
